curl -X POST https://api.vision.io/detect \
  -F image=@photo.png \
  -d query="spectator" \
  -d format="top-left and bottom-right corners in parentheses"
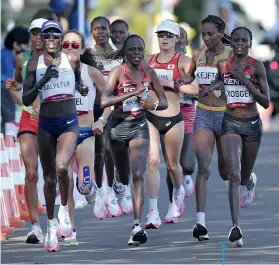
top-left (1, 27), bottom-right (30, 135)
top-left (32, 8), bottom-right (59, 21)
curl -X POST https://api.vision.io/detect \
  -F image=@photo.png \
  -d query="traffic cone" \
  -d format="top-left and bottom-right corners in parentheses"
top-left (16, 138), bottom-right (46, 215)
top-left (0, 133), bottom-right (24, 228)
top-left (0, 186), bottom-right (14, 236)
top-left (5, 132), bottom-right (30, 221)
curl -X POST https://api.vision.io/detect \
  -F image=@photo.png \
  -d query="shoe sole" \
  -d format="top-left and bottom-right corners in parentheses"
top-left (229, 229), bottom-right (243, 247)
top-left (58, 227), bottom-right (73, 238)
top-left (128, 232), bottom-right (147, 246)
top-left (26, 234), bottom-right (40, 244)
top-left (144, 223), bottom-right (160, 229)
top-left (44, 242), bottom-right (60, 252)
top-left (163, 218), bottom-right (178, 224)
top-left (193, 227), bottom-right (209, 241)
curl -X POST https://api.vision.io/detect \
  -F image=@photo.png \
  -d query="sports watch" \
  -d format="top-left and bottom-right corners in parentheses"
top-left (99, 116), bottom-right (108, 125)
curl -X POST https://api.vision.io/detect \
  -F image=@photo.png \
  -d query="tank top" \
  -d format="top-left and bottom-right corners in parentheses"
top-left (195, 47), bottom-right (231, 98)
top-left (36, 53), bottom-right (75, 102)
top-left (75, 63), bottom-right (96, 115)
top-left (21, 51), bottom-right (33, 114)
top-left (148, 52), bottom-right (182, 92)
top-left (115, 64), bottom-right (151, 117)
top-left (223, 57), bottom-right (256, 108)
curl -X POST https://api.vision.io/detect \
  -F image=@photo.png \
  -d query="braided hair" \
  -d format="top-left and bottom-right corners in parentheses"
top-left (103, 34), bottom-right (145, 62)
top-left (231, 27), bottom-right (253, 41)
top-left (201, 15), bottom-right (231, 46)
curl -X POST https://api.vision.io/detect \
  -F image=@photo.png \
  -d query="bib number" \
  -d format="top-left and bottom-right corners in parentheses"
top-left (123, 96), bottom-right (142, 112)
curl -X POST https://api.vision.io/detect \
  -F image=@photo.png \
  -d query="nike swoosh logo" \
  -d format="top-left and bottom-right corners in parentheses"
top-left (166, 121), bottom-right (171, 126)
top-left (139, 122), bottom-right (147, 127)
top-left (252, 119), bottom-right (258, 124)
top-left (67, 119), bottom-right (75, 124)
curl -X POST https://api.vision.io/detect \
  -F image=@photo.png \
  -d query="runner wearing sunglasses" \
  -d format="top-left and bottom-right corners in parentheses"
top-left (6, 18), bottom-right (47, 244)
top-left (60, 30), bottom-right (107, 245)
top-left (144, 20), bottom-right (197, 228)
top-left (90, 16), bottom-right (132, 219)
top-left (101, 34), bottom-right (167, 245)
top-left (23, 20), bottom-right (88, 252)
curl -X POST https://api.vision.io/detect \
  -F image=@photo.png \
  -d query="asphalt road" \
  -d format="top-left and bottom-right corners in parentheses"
top-left (1, 131), bottom-right (279, 264)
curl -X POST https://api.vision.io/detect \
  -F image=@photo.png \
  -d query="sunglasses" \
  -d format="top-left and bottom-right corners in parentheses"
top-left (41, 33), bottom-right (62, 39)
top-left (62, 41), bottom-right (81, 49)
top-left (157, 32), bottom-right (175, 39)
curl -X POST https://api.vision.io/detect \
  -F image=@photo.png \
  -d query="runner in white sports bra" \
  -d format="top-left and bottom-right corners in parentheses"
top-left (61, 30), bottom-right (106, 246)
top-left (22, 20), bottom-right (88, 253)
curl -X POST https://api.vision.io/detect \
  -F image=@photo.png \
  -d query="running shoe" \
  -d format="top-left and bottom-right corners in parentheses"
top-left (145, 209), bottom-right (161, 229)
top-left (44, 219), bottom-right (60, 252)
top-left (183, 175), bottom-right (195, 197)
top-left (26, 223), bottom-right (43, 244)
top-left (228, 225), bottom-right (243, 247)
top-left (57, 206), bottom-right (73, 238)
top-left (119, 185), bottom-right (133, 215)
top-left (128, 224), bottom-right (147, 246)
top-left (113, 171), bottom-right (127, 199)
top-left (193, 223), bottom-right (209, 241)
top-left (163, 203), bottom-right (178, 224)
top-left (93, 192), bottom-right (107, 220)
top-left (240, 173), bottom-right (257, 208)
top-left (63, 231), bottom-right (79, 246)
top-left (172, 186), bottom-right (186, 217)
top-left (107, 193), bottom-right (122, 217)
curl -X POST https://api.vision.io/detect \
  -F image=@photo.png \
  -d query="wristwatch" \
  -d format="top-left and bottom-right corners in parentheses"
top-left (99, 116), bottom-right (107, 125)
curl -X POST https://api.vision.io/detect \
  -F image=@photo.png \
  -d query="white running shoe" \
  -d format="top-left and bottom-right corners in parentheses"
top-left (183, 175), bottom-right (195, 197)
top-left (128, 224), bottom-right (147, 246)
top-left (63, 231), bottom-right (79, 246)
top-left (57, 206), bottom-right (73, 238)
top-left (172, 186), bottom-right (186, 217)
top-left (228, 225), bottom-right (243, 247)
top-left (163, 203), bottom-right (178, 224)
top-left (44, 219), bottom-right (59, 252)
top-left (119, 185), bottom-right (133, 215)
top-left (240, 173), bottom-right (257, 208)
top-left (145, 209), bottom-right (161, 229)
top-left (93, 193), bottom-right (107, 220)
top-left (26, 223), bottom-right (44, 244)
top-left (107, 193), bottom-right (121, 217)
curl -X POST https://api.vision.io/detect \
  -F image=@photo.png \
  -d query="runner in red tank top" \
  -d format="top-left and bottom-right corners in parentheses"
top-left (160, 26), bottom-right (199, 224)
top-left (144, 20), bottom-right (198, 229)
top-left (101, 34), bottom-right (167, 246)
top-left (210, 27), bottom-right (270, 247)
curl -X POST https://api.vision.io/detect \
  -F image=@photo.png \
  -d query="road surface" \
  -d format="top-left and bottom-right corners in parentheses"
top-left (1, 131), bottom-right (279, 264)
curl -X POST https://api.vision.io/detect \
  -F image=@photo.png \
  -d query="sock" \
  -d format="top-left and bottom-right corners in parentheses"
top-left (197, 212), bottom-right (205, 226)
top-left (173, 186), bottom-right (182, 196)
top-left (149, 197), bottom-right (158, 212)
top-left (98, 186), bottom-right (105, 196)
top-left (107, 186), bottom-right (113, 195)
top-left (48, 218), bottom-right (56, 226)
top-left (59, 204), bottom-right (68, 212)
top-left (133, 219), bottom-right (140, 226)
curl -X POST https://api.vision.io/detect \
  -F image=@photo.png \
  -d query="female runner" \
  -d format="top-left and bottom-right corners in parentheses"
top-left (101, 34), bottom-right (167, 245)
top-left (176, 15), bottom-right (232, 241)
top-left (61, 30), bottom-right (106, 245)
top-left (23, 20), bottom-right (88, 252)
top-left (144, 20), bottom-right (196, 228)
top-left (211, 27), bottom-right (269, 247)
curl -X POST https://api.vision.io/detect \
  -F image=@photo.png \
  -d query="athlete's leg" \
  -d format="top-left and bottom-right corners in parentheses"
top-left (94, 133), bottom-right (105, 188)
top-left (216, 136), bottom-right (229, 181)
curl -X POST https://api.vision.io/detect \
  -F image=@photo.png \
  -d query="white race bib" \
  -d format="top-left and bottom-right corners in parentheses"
top-left (75, 90), bottom-right (89, 114)
top-left (225, 85), bottom-right (254, 107)
top-left (122, 96), bottom-right (142, 112)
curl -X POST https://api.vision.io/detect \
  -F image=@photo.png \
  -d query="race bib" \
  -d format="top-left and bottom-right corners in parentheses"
top-left (75, 90), bottom-right (89, 114)
top-left (225, 85), bottom-right (254, 108)
top-left (122, 96), bottom-right (142, 112)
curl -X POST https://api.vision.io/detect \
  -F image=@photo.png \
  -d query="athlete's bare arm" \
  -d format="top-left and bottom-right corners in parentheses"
top-left (178, 55), bottom-right (199, 95)
top-left (101, 66), bottom-right (145, 108)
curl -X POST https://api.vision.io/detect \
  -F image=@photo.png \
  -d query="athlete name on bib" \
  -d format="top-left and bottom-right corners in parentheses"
top-left (154, 69), bottom-right (175, 88)
top-left (225, 85), bottom-right (253, 108)
top-left (75, 90), bottom-right (89, 115)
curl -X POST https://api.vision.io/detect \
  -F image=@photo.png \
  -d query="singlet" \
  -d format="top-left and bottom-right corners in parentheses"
top-left (115, 64), bottom-right (151, 117)
top-left (21, 51), bottom-right (33, 114)
top-left (223, 57), bottom-right (256, 109)
top-left (75, 63), bottom-right (96, 115)
top-left (148, 52), bottom-right (182, 92)
top-left (100, 58), bottom-right (122, 81)
top-left (36, 53), bottom-right (75, 102)
top-left (195, 47), bottom-right (231, 98)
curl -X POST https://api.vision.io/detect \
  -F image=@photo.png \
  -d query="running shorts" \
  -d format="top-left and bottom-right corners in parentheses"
top-left (77, 127), bottom-right (95, 146)
top-left (17, 110), bottom-right (38, 137)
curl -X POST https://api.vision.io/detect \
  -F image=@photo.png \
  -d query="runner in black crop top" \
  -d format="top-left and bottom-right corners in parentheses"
top-left (211, 27), bottom-right (270, 247)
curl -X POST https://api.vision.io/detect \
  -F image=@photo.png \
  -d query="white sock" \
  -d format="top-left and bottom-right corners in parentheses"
top-left (107, 186), bottom-right (113, 195)
top-left (59, 204), bottom-right (68, 212)
top-left (185, 175), bottom-right (191, 183)
top-left (48, 218), bottom-right (56, 226)
top-left (149, 197), bottom-right (158, 212)
top-left (197, 212), bottom-right (205, 226)
top-left (173, 186), bottom-right (182, 196)
top-left (98, 186), bottom-right (105, 197)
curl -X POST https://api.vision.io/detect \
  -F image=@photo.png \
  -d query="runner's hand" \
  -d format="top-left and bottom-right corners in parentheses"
top-left (93, 120), bottom-right (104, 135)
top-left (139, 97), bottom-right (154, 110)
top-left (6, 79), bottom-right (19, 91)
top-left (78, 84), bottom-right (89, 96)
top-left (133, 84), bottom-right (146, 96)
